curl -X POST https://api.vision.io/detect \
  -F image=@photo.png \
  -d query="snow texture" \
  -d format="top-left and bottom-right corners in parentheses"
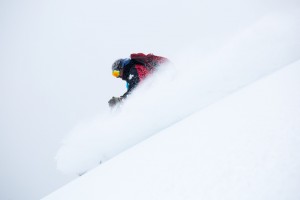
top-left (44, 49), bottom-right (300, 200)
top-left (55, 10), bottom-right (300, 176)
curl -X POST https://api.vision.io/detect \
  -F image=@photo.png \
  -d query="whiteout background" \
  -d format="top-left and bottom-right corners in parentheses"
top-left (0, 0), bottom-right (299, 199)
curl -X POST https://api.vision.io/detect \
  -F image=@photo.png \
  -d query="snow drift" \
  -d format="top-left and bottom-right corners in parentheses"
top-left (56, 10), bottom-right (300, 175)
top-left (44, 52), bottom-right (300, 200)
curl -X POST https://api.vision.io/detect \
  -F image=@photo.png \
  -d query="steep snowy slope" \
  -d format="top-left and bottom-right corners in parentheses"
top-left (55, 10), bottom-right (300, 176)
top-left (43, 59), bottom-right (300, 200)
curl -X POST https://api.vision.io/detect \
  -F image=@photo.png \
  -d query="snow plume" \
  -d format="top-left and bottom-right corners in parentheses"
top-left (56, 10), bottom-right (300, 175)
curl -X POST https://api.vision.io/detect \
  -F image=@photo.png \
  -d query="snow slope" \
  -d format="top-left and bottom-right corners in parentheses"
top-left (43, 58), bottom-right (300, 200)
top-left (55, 10), bottom-right (300, 176)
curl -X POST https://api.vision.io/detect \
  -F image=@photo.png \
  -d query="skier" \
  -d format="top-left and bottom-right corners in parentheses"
top-left (108, 53), bottom-right (169, 108)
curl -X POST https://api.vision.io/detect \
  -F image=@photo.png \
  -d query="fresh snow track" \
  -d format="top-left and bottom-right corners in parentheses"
top-left (55, 10), bottom-right (300, 176)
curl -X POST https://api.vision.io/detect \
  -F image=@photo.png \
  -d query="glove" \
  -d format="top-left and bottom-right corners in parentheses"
top-left (108, 97), bottom-right (122, 108)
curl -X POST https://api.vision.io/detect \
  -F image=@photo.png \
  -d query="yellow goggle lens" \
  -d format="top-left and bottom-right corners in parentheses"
top-left (112, 70), bottom-right (120, 77)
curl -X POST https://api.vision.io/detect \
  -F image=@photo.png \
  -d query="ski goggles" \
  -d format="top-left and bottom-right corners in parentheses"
top-left (112, 70), bottom-right (120, 78)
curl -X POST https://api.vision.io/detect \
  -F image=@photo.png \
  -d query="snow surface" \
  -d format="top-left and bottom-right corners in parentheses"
top-left (43, 57), bottom-right (300, 200)
top-left (55, 10), bottom-right (300, 176)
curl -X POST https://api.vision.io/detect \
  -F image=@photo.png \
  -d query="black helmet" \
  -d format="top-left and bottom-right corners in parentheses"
top-left (112, 58), bottom-right (131, 71)
top-left (112, 59), bottom-right (123, 71)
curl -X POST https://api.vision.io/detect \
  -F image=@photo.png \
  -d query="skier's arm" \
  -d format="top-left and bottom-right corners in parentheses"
top-left (108, 77), bottom-right (137, 108)
top-left (121, 67), bottom-right (140, 99)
